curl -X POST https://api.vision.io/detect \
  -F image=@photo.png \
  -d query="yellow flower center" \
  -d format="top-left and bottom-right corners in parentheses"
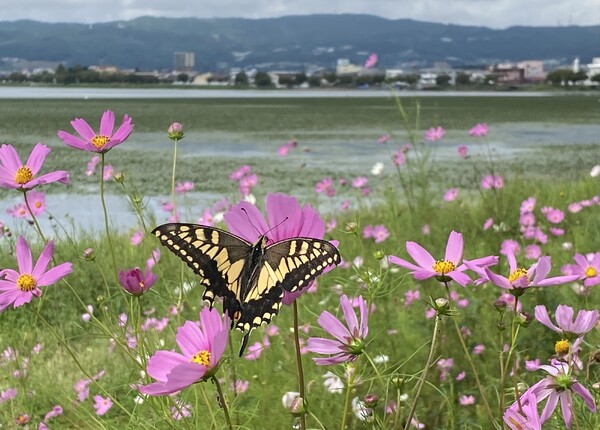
top-left (190, 350), bottom-right (211, 366)
top-left (585, 266), bottom-right (598, 278)
top-left (555, 339), bottom-right (570, 355)
top-left (508, 268), bottom-right (529, 284)
top-left (91, 135), bottom-right (110, 149)
top-left (432, 259), bottom-right (455, 275)
top-left (35, 201), bottom-right (42, 209)
top-left (14, 166), bottom-right (33, 185)
top-left (17, 274), bottom-right (37, 292)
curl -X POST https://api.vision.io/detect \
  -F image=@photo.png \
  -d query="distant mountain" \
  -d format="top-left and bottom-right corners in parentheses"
top-left (0, 14), bottom-right (598, 71)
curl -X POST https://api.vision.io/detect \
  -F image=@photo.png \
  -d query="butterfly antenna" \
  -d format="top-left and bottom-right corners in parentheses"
top-left (240, 207), bottom-right (288, 240)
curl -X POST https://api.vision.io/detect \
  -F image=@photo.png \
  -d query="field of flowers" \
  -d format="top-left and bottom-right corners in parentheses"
top-left (0, 94), bottom-right (600, 429)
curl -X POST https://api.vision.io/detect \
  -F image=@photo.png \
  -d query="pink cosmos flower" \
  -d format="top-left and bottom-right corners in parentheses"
top-left (424, 126), bottom-right (445, 142)
top-left (500, 239), bottom-right (520, 257)
top-left (534, 304), bottom-right (598, 338)
top-left (0, 144), bottom-right (69, 190)
top-left (244, 342), bottom-right (264, 361)
top-left (85, 156), bottom-right (100, 176)
top-left (43, 405), bottom-right (63, 422)
top-left (130, 230), bottom-right (144, 246)
top-left (404, 289), bottom-right (420, 306)
top-left (389, 231), bottom-right (497, 287)
top-left (444, 188), bottom-right (458, 201)
top-left (167, 122), bottom-right (185, 141)
top-left (25, 191), bottom-right (46, 216)
top-left (102, 165), bottom-right (114, 181)
top-left (230, 165), bottom-right (251, 181)
top-left (224, 192), bottom-right (337, 305)
top-left (352, 176), bottom-right (368, 188)
top-left (118, 267), bottom-right (157, 296)
top-left (521, 197), bottom-right (536, 214)
top-left (175, 181), bottom-right (194, 193)
top-left (568, 202), bottom-right (582, 213)
top-left (278, 139), bottom-right (297, 156)
top-left (518, 362), bottom-right (596, 428)
top-left (393, 150), bottom-right (406, 166)
top-left (570, 253), bottom-right (600, 286)
top-left (57, 110), bottom-right (134, 153)
top-left (171, 401), bottom-right (191, 420)
top-left (376, 133), bottom-right (390, 144)
top-left (0, 237), bottom-right (72, 312)
top-left (371, 225), bottom-right (390, 243)
top-left (364, 53), bottom-right (378, 69)
top-left (139, 307), bottom-right (229, 396)
top-left (8, 203), bottom-right (28, 219)
top-left (524, 244), bottom-right (541, 260)
top-left (315, 177), bottom-right (336, 197)
top-left (480, 174), bottom-right (504, 190)
top-left (549, 227), bottom-right (564, 236)
top-left (0, 388), bottom-right (17, 403)
top-left (231, 379), bottom-right (250, 394)
top-left (480, 251), bottom-right (579, 292)
top-left (503, 392), bottom-right (542, 430)
top-left (238, 173), bottom-right (258, 196)
top-left (93, 395), bottom-right (113, 415)
top-left (457, 145), bottom-right (468, 158)
top-left (459, 395), bottom-right (475, 405)
top-left (543, 207), bottom-right (565, 224)
top-left (483, 217), bottom-right (494, 231)
top-left (307, 294), bottom-right (368, 365)
top-left (468, 123), bottom-right (489, 137)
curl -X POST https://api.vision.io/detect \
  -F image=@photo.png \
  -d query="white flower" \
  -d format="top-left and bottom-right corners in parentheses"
top-left (371, 162), bottom-right (384, 175)
top-left (591, 165), bottom-right (600, 177)
top-left (373, 354), bottom-right (389, 364)
top-left (281, 391), bottom-right (300, 409)
top-left (352, 397), bottom-right (373, 421)
top-left (243, 193), bottom-right (256, 205)
top-left (322, 372), bottom-right (344, 394)
top-left (562, 241), bottom-right (573, 250)
top-left (213, 212), bottom-right (224, 223)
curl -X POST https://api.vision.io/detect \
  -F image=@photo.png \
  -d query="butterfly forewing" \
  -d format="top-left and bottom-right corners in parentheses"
top-left (152, 224), bottom-right (252, 311)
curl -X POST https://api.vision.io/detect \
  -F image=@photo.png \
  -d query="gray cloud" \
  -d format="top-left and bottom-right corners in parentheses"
top-left (0, 0), bottom-right (598, 28)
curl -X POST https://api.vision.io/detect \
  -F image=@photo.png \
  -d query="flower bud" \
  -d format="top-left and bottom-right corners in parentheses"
top-left (118, 268), bottom-right (157, 296)
top-left (363, 394), bottom-right (379, 407)
top-left (289, 396), bottom-right (305, 416)
top-left (517, 311), bottom-right (533, 327)
top-left (493, 299), bottom-right (507, 311)
top-left (391, 375), bottom-right (405, 390)
top-left (592, 382), bottom-right (600, 392)
top-left (434, 297), bottom-right (450, 313)
top-left (373, 250), bottom-right (385, 260)
top-left (113, 171), bottom-right (125, 184)
top-left (167, 122), bottom-right (185, 141)
top-left (345, 221), bottom-right (358, 234)
top-left (82, 247), bottom-right (95, 261)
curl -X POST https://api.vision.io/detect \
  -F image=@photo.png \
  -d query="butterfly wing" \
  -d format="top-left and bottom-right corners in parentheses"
top-left (152, 223), bottom-right (253, 320)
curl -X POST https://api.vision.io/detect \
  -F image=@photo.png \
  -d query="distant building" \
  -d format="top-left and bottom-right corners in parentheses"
top-left (517, 60), bottom-right (545, 82)
top-left (174, 52), bottom-right (195, 72)
top-left (336, 58), bottom-right (362, 75)
top-left (587, 57), bottom-right (600, 78)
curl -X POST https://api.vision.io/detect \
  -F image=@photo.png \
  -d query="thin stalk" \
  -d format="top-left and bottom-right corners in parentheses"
top-left (199, 384), bottom-right (219, 429)
top-left (23, 190), bottom-right (47, 244)
top-left (212, 375), bottom-right (234, 430)
top-left (403, 314), bottom-right (442, 430)
top-left (292, 300), bottom-right (307, 430)
top-left (99, 153), bottom-right (119, 282)
top-left (444, 282), bottom-right (498, 428)
top-left (340, 365), bottom-right (355, 430)
top-left (170, 138), bottom-right (179, 219)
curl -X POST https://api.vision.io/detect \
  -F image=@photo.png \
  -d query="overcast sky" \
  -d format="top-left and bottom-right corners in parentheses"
top-left (1, 0), bottom-right (599, 28)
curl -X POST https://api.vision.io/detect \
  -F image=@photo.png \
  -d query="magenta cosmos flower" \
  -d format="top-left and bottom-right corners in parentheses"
top-left (118, 267), bottom-right (157, 296)
top-left (224, 192), bottom-right (337, 304)
top-left (481, 250), bottom-right (579, 294)
top-left (57, 110), bottom-right (133, 153)
top-left (424, 126), bottom-right (445, 142)
top-left (139, 307), bottom-right (229, 396)
top-left (364, 53), bottom-right (378, 69)
top-left (0, 144), bottom-right (69, 191)
top-left (570, 253), bottom-right (600, 287)
top-left (389, 231), bottom-right (497, 287)
top-left (520, 362), bottom-right (596, 428)
top-left (534, 304), bottom-right (598, 339)
top-left (0, 237), bottom-right (72, 312)
top-left (468, 123), bottom-right (489, 137)
top-left (307, 294), bottom-right (368, 365)
top-left (503, 392), bottom-right (542, 430)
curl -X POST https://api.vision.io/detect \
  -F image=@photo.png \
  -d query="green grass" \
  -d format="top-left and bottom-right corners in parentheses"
top-left (0, 95), bottom-right (600, 429)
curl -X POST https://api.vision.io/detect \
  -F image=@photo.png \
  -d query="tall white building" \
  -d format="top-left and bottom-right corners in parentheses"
top-left (174, 52), bottom-right (195, 72)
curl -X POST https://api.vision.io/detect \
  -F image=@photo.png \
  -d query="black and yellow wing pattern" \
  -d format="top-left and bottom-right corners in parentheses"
top-left (152, 223), bottom-right (341, 354)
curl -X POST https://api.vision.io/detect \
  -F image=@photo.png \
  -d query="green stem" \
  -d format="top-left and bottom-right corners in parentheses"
top-left (444, 283), bottom-right (498, 428)
top-left (340, 365), bottom-right (354, 430)
top-left (100, 153), bottom-right (119, 283)
top-left (403, 314), bottom-right (442, 430)
top-left (212, 376), bottom-right (234, 430)
top-left (170, 138), bottom-right (179, 219)
top-left (23, 190), bottom-right (47, 244)
top-left (292, 300), bottom-right (307, 430)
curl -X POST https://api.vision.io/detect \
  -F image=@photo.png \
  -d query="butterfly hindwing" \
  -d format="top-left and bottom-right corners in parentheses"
top-left (263, 238), bottom-right (341, 294)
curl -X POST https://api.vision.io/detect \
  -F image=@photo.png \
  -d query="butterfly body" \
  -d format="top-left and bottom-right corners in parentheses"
top-left (152, 223), bottom-right (341, 354)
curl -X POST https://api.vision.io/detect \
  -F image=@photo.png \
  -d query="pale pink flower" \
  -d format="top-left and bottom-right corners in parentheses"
top-left (520, 197), bottom-right (536, 214)
top-left (393, 150), bottom-right (406, 166)
top-left (544, 207), bottom-right (565, 224)
top-left (534, 304), bottom-right (598, 338)
top-left (459, 395), bottom-right (475, 405)
top-left (85, 156), bottom-right (100, 176)
top-left (57, 110), bottom-right (134, 153)
top-left (93, 395), bottom-right (113, 415)
top-left (130, 230), bottom-right (144, 246)
top-left (174, 181), bottom-right (194, 193)
top-left (570, 253), bottom-right (600, 287)
top-left (444, 188), bottom-right (458, 202)
top-left (376, 133), bottom-right (391, 144)
top-left (0, 143), bottom-right (69, 190)
top-left (468, 123), bottom-right (488, 137)
top-left (424, 126), bottom-right (445, 141)
top-left (483, 218), bottom-right (494, 231)
top-left (102, 165), bottom-right (113, 181)
top-left (364, 53), bottom-right (378, 68)
top-left (230, 165), bottom-right (251, 181)
top-left (480, 174), bottom-right (504, 190)
top-left (457, 145), bottom-right (468, 158)
top-left (525, 244), bottom-right (542, 260)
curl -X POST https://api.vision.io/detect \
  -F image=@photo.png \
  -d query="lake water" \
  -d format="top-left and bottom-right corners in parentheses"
top-left (0, 87), bottom-right (598, 239)
top-left (0, 86), bottom-right (579, 99)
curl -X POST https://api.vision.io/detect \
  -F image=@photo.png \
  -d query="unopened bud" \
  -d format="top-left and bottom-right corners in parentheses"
top-left (434, 297), bottom-right (450, 313)
top-left (345, 221), bottom-right (358, 234)
top-left (168, 122), bottom-right (185, 141)
top-left (82, 248), bottom-right (95, 261)
top-left (493, 299), bottom-right (507, 311)
top-left (373, 250), bottom-right (385, 260)
top-left (517, 311), bottom-right (532, 327)
top-left (289, 397), bottom-right (305, 416)
top-left (363, 394), bottom-right (379, 407)
top-left (114, 171), bottom-right (125, 184)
